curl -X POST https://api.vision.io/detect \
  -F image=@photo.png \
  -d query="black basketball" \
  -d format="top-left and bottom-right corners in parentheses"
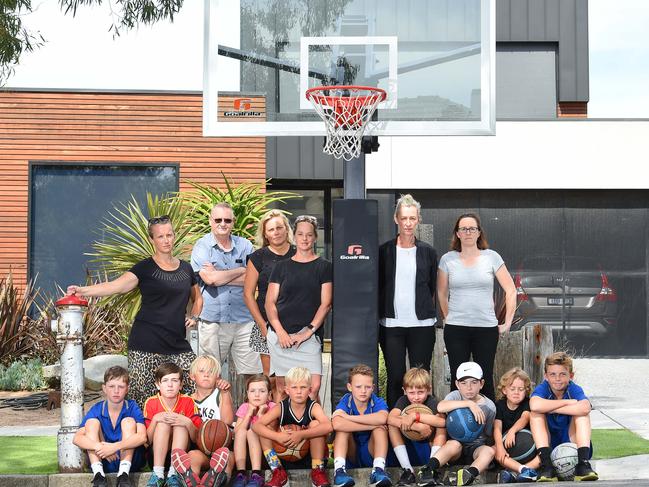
top-left (505, 429), bottom-right (536, 464)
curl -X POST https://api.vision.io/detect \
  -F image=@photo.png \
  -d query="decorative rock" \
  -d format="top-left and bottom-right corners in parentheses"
top-left (42, 354), bottom-right (128, 391)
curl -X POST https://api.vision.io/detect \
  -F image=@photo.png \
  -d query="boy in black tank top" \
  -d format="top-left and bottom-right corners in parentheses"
top-left (253, 367), bottom-right (333, 487)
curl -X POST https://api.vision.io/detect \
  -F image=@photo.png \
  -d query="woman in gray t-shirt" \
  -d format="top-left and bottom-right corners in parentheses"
top-left (437, 213), bottom-right (516, 399)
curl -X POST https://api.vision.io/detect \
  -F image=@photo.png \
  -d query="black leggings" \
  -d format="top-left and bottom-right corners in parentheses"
top-left (379, 325), bottom-right (436, 408)
top-left (444, 324), bottom-right (499, 400)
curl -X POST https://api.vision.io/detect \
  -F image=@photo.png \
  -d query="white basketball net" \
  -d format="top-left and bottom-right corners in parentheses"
top-left (306, 85), bottom-right (387, 161)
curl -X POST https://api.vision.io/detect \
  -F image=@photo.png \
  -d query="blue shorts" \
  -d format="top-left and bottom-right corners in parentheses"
top-left (94, 446), bottom-right (145, 473)
top-left (547, 415), bottom-right (593, 459)
top-left (387, 438), bottom-right (431, 467)
top-left (347, 434), bottom-right (373, 468)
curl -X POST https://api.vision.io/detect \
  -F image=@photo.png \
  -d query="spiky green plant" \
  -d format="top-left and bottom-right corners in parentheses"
top-left (0, 271), bottom-right (40, 365)
top-left (182, 176), bottom-right (300, 242)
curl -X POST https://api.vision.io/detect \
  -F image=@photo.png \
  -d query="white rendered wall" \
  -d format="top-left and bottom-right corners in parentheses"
top-left (366, 120), bottom-right (649, 189)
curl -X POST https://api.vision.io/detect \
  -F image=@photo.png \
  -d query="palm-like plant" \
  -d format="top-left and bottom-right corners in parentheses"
top-left (0, 271), bottom-right (40, 365)
top-left (182, 176), bottom-right (300, 242)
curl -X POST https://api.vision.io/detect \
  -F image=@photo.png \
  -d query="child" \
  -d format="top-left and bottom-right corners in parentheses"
top-left (529, 352), bottom-right (598, 482)
top-left (143, 362), bottom-right (203, 487)
top-left (171, 354), bottom-right (233, 487)
top-left (387, 368), bottom-right (446, 487)
top-left (232, 374), bottom-right (276, 487)
top-left (73, 366), bottom-right (147, 487)
top-left (492, 367), bottom-right (540, 483)
top-left (332, 364), bottom-right (392, 487)
top-left (418, 362), bottom-right (496, 487)
top-left (253, 366), bottom-right (333, 487)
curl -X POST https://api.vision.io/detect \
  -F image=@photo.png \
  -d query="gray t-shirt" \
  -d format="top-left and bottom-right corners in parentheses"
top-left (438, 249), bottom-right (505, 327)
top-left (444, 390), bottom-right (496, 446)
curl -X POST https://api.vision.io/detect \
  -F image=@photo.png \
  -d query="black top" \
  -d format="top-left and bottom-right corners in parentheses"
top-left (495, 397), bottom-right (530, 432)
top-left (279, 397), bottom-right (316, 428)
top-left (128, 258), bottom-right (196, 354)
top-left (248, 245), bottom-right (296, 321)
top-left (378, 237), bottom-right (438, 320)
top-left (268, 257), bottom-right (332, 335)
top-left (394, 394), bottom-right (440, 414)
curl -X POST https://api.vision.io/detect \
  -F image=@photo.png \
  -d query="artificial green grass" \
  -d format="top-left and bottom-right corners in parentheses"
top-left (0, 436), bottom-right (57, 474)
top-left (592, 429), bottom-right (649, 460)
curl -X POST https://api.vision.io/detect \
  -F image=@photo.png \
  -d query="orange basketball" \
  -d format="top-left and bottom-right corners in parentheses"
top-left (196, 419), bottom-right (232, 455)
top-left (272, 424), bottom-right (310, 462)
top-left (401, 403), bottom-right (434, 442)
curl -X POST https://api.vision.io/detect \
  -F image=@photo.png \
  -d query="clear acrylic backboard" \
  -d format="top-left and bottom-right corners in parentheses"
top-left (203, 0), bottom-right (495, 137)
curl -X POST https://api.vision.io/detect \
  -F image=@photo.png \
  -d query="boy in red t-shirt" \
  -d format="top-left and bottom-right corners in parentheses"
top-left (143, 362), bottom-right (202, 487)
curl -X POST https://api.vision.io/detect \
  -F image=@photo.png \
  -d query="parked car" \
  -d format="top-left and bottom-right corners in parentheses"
top-left (512, 255), bottom-right (618, 338)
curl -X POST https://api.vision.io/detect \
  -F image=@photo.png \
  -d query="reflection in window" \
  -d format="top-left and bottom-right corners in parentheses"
top-left (29, 164), bottom-right (178, 299)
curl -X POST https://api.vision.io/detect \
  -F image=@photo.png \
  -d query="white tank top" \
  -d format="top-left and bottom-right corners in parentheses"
top-left (195, 388), bottom-right (221, 421)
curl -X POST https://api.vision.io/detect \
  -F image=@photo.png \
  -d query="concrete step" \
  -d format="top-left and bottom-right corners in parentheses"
top-left (0, 466), bottom-right (498, 487)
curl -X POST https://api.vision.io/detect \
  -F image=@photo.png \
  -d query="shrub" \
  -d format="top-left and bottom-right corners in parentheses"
top-left (0, 359), bottom-right (45, 391)
top-left (0, 271), bottom-right (40, 366)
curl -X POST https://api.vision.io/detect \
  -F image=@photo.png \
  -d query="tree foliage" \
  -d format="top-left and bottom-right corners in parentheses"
top-left (0, 0), bottom-right (44, 84)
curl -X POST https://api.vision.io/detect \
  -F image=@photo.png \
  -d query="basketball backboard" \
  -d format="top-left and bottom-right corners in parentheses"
top-left (203, 0), bottom-right (495, 137)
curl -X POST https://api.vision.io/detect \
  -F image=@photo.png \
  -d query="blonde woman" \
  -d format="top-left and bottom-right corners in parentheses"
top-left (265, 215), bottom-right (332, 401)
top-left (243, 210), bottom-right (295, 392)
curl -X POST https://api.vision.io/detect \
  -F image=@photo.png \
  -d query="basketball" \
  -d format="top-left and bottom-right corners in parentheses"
top-left (505, 429), bottom-right (536, 463)
top-left (445, 407), bottom-right (484, 443)
top-left (272, 424), bottom-right (310, 462)
top-left (551, 442), bottom-right (578, 480)
top-left (401, 403), bottom-right (434, 442)
top-left (196, 419), bottom-right (232, 455)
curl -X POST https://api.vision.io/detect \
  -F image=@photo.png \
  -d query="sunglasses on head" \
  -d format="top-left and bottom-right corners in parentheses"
top-left (212, 217), bottom-right (233, 224)
top-left (148, 215), bottom-right (170, 225)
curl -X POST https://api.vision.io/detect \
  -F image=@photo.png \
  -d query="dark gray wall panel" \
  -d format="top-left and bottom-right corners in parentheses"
top-left (496, 0), bottom-right (588, 102)
top-left (267, 136), bottom-right (343, 180)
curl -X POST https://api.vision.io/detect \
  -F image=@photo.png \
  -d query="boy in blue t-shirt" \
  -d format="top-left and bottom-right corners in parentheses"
top-left (73, 366), bottom-right (147, 487)
top-left (530, 352), bottom-right (598, 482)
top-left (332, 364), bottom-right (392, 487)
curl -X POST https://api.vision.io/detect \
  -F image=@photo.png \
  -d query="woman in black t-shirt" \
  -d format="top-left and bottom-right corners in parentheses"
top-left (265, 215), bottom-right (332, 401)
top-left (66, 216), bottom-right (203, 407)
top-left (243, 210), bottom-right (295, 396)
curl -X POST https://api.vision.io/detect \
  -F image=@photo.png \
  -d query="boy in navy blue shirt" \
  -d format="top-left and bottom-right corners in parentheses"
top-left (529, 352), bottom-right (598, 482)
top-left (332, 364), bottom-right (392, 487)
top-left (74, 366), bottom-right (147, 487)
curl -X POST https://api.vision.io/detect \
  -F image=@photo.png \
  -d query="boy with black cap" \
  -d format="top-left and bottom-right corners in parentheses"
top-left (417, 362), bottom-right (496, 487)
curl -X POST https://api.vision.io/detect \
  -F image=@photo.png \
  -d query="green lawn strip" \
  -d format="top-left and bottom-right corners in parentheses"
top-left (592, 429), bottom-right (649, 460)
top-left (0, 436), bottom-right (57, 474)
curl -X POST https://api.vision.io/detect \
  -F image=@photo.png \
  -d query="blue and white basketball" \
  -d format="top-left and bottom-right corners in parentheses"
top-left (506, 429), bottom-right (537, 463)
top-left (446, 407), bottom-right (484, 443)
top-left (551, 442), bottom-right (578, 480)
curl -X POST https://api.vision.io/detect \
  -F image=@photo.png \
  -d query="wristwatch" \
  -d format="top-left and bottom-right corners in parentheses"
top-left (190, 315), bottom-right (200, 322)
top-left (307, 324), bottom-right (315, 331)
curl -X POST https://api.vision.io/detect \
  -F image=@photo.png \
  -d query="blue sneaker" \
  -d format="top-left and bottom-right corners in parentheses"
top-left (233, 471), bottom-right (249, 487)
top-left (497, 470), bottom-right (516, 484)
top-left (334, 468), bottom-right (355, 487)
top-left (166, 474), bottom-right (183, 487)
top-left (369, 467), bottom-right (392, 487)
top-left (517, 467), bottom-right (538, 483)
top-left (146, 473), bottom-right (165, 487)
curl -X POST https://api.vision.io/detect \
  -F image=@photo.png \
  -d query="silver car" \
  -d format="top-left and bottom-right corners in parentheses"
top-left (512, 255), bottom-right (618, 337)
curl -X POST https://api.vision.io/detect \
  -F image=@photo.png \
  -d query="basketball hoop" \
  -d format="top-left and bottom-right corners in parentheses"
top-left (305, 85), bottom-right (387, 161)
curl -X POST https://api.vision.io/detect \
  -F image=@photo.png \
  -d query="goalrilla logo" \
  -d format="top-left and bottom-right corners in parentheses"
top-left (340, 244), bottom-right (370, 260)
top-left (223, 98), bottom-right (263, 117)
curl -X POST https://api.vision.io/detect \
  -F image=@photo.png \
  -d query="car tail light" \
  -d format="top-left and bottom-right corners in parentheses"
top-left (596, 273), bottom-right (617, 302)
top-left (515, 274), bottom-right (528, 302)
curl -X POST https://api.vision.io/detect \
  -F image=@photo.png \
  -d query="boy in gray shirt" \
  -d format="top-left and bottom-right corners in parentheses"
top-left (417, 362), bottom-right (496, 487)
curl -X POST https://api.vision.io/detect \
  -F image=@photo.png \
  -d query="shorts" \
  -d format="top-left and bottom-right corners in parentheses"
top-left (347, 434), bottom-right (373, 468)
top-left (96, 446), bottom-right (145, 473)
top-left (198, 320), bottom-right (262, 375)
top-left (387, 438), bottom-right (431, 467)
top-left (548, 421), bottom-right (593, 458)
top-left (267, 329), bottom-right (322, 376)
top-left (447, 440), bottom-right (486, 466)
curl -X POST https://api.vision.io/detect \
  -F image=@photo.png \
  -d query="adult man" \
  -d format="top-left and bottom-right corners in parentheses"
top-left (191, 202), bottom-right (262, 377)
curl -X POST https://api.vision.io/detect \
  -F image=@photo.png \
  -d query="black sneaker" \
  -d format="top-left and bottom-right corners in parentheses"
top-left (456, 468), bottom-right (475, 486)
top-left (91, 472), bottom-right (108, 487)
top-left (416, 465), bottom-right (441, 487)
top-left (536, 465), bottom-right (558, 482)
top-left (574, 461), bottom-right (599, 481)
top-left (116, 472), bottom-right (133, 487)
top-left (397, 468), bottom-right (416, 487)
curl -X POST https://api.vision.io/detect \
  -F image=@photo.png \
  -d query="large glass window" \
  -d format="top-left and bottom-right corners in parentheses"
top-left (29, 164), bottom-right (178, 300)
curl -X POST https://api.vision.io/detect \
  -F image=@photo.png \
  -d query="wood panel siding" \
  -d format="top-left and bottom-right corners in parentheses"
top-left (0, 90), bottom-right (266, 287)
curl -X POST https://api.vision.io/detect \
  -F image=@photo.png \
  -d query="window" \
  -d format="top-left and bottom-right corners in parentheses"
top-left (29, 163), bottom-right (178, 299)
